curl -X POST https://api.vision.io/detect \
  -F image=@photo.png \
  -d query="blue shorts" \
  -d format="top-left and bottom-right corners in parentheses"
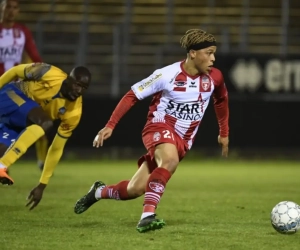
top-left (0, 123), bottom-right (22, 147)
top-left (0, 83), bottom-right (39, 129)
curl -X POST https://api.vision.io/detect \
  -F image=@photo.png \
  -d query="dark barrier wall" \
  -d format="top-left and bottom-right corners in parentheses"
top-left (66, 54), bottom-right (300, 150)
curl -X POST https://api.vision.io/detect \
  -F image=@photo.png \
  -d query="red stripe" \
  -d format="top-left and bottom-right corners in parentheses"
top-left (148, 91), bottom-right (162, 119)
top-left (173, 87), bottom-right (186, 92)
top-left (0, 63), bottom-right (5, 76)
top-left (173, 73), bottom-right (187, 92)
top-left (175, 72), bottom-right (187, 82)
top-left (183, 121), bottom-right (200, 141)
top-left (164, 114), bottom-right (177, 131)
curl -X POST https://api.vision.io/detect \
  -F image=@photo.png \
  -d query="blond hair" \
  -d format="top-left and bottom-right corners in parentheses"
top-left (180, 29), bottom-right (216, 50)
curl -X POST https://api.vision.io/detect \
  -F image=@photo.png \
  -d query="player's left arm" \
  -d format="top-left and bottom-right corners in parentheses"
top-left (212, 68), bottom-right (229, 138)
top-left (212, 68), bottom-right (229, 157)
top-left (39, 114), bottom-right (80, 185)
top-left (23, 25), bottom-right (42, 62)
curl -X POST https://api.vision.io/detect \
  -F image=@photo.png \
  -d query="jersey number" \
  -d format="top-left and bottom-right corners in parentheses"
top-left (2, 132), bottom-right (15, 143)
top-left (162, 130), bottom-right (174, 140)
top-left (2, 132), bottom-right (9, 139)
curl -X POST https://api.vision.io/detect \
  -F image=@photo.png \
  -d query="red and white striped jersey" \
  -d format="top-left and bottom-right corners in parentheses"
top-left (131, 61), bottom-right (227, 149)
top-left (0, 23), bottom-right (42, 75)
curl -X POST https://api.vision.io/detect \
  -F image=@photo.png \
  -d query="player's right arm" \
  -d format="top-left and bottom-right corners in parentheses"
top-left (0, 64), bottom-right (28, 88)
top-left (93, 70), bottom-right (166, 147)
top-left (0, 63), bottom-right (53, 88)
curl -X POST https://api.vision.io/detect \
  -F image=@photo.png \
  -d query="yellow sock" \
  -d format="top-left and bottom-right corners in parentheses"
top-left (0, 124), bottom-right (45, 168)
top-left (35, 135), bottom-right (48, 163)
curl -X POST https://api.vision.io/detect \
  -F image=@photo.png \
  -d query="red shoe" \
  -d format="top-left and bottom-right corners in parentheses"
top-left (0, 168), bottom-right (14, 185)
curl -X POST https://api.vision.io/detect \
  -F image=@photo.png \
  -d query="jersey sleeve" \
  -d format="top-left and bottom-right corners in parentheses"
top-left (24, 63), bottom-right (52, 81)
top-left (0, 64), bottom-right (27, 88)
top-left (23, 25), bottom-right (42, 62)
top-left (0, 63), bottom-right (50, 88)
top-left (212, 68), bottom-right (228, 100)
top-left (39, 134), bottom-right (67, 184)
top-left (24, 63), bottom-right (67, 84)
top-left (39, 107), bottom-right (81, 185)
top-left (131, 70), bottom-right (166, 100)
top-left (211, 68), bottom-right (229, 137)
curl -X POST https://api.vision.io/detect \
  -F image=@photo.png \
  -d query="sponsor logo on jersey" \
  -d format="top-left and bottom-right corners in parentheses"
top-left (189, 81), bottom-right (197, 88)
top-left (165, 100), bottom-right (204, 121)
top-left (200, 75), bottom-right (211, 92)
top-left (138, 73), bottom-right (162, 91)
top-left (0, 46), bottom-right (23, 61)
top-left (60, 123), bottom-right (70, 131)
top-left (174, 81), bottom-right (187, 87)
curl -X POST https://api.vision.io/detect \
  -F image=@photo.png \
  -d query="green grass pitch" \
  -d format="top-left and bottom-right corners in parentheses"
top-left (1, 159), bottom-right (300, 250)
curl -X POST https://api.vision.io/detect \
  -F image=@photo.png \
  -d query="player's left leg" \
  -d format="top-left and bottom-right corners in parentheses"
top-left (0, 85), bottom-right (53, 185)
top-left (74, 161), bottom-right (151, 214)
top-left (0, 143), bottom-right (9, 183)
top-left (35, 135), bottom-right (48, 171)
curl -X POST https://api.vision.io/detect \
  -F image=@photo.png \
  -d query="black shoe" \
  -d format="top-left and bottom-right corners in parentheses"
top-left (136, 214), bottom-right (166, 233)
top-left (74, 181), bottom-right (106, 214)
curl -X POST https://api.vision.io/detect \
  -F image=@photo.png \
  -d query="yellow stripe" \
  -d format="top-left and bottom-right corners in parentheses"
top-left (7, 90), bottom-right (25, 106)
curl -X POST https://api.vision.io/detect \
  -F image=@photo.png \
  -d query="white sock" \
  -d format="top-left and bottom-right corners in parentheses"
top-left (141, 212), bottom-right (154, 220)
top-left (0, 163), bottom-right (7, 169)
top-left (95, 186), bottom-right (105, 200)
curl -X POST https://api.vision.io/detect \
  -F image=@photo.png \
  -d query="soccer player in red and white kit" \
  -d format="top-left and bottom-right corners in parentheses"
top-left (0, 0), bottom-right (48, 171)
top-left (74, 29), bottom-right (229, 233)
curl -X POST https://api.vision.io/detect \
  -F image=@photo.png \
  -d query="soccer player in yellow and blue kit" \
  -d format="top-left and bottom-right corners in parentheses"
top-left (0, 62), bottom-right (91, 210)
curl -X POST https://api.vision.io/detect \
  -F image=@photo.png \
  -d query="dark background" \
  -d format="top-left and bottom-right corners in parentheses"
top-left (18, 0), bottom-right (300, 160)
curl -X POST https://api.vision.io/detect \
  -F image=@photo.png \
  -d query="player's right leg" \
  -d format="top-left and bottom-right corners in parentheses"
top-left (135, 123), bottom-right (188, 233)
top-left (0, 84), bottom-right (53, 185)
top-left (74, 161), bottom-right (150, 214)
top-left (136, 142), bottom-right (179, 233)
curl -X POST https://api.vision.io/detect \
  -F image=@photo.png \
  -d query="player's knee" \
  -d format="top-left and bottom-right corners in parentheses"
top-left (159, 157), bottom-right (179, 174)
top-left (155, 143), bottom-right (179, 174)
top-left (127, 179), bottom-right (145, 197)
top-left (39, 120), bottom-right (53, 133)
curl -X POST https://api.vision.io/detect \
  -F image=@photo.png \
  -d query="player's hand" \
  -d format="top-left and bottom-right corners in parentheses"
top-left (26, 183), bottom-right (46, 210)
top-left (218, 135), bottom-right (229, 157)
top-left (93, 127), bottom-right (113, 148)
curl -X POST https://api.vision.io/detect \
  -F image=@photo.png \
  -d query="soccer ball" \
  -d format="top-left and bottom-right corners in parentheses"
top-left (271, 201), bottom-right (300, 234)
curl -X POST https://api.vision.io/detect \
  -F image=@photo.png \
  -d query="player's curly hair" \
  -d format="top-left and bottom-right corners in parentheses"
top-left (180, 29), bottom-right (216, 50)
